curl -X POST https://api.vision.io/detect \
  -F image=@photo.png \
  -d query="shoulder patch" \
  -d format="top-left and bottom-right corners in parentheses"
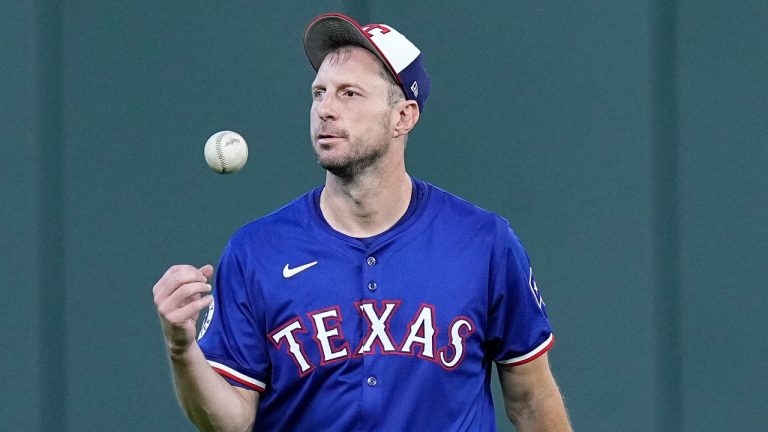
top-left (197, 297), bottom-right (215, 340)
top-left (529, 268), bottom-right (545, 309)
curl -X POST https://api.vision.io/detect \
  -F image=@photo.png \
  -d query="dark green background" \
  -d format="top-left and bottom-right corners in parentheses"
top-left (2, 1), bottom-right (766, 431)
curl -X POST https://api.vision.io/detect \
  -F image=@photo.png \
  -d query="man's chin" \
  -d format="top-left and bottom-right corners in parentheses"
top-left (316, 148), bottom-right (384, 179)
top-left (318, 159), bottom-right (355, 178)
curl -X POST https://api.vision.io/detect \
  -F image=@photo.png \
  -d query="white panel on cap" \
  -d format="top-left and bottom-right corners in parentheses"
top-left (367, 26), bottom-right (421, 72)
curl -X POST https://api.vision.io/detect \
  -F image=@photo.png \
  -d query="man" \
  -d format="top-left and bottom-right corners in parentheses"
top-left (153, 13), bottom-right (572, 432)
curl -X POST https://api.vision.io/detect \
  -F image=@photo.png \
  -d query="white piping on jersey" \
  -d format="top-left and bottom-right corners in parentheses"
top-left (496, 333), bottom-right (554, 367)
top-left (208, 360), bottom-right (266, 391)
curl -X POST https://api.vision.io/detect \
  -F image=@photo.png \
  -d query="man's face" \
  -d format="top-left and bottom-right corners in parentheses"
top-left (310, 46), bottom-right (396, 178)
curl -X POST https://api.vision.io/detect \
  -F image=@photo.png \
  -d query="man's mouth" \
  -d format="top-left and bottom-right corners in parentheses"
top-left (315, 131), bottom-right (346, 145)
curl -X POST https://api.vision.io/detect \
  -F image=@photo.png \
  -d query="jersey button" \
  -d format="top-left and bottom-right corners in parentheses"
top-left (367, 376), bottom-right (378, 387)
top-left (366, 256), bottom-right (377, 266)
top-left (367, 281), bottom-right (378, 292)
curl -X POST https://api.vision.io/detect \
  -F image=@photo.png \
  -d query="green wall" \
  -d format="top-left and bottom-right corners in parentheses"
top-left (2, 1), bottom-right (766, 431)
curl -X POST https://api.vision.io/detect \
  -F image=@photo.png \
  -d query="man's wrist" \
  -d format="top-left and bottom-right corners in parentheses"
top-left (168, 340), bottom-right (198, 361)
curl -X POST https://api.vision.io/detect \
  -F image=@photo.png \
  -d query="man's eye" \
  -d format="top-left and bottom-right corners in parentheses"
top-left (313, 90), bottom-right (325, 99)
top-left (343, 90), bottom-right (357, 97)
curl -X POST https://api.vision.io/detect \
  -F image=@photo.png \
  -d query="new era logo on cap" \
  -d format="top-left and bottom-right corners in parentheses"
top-left (304, 13), bottom-right (431, 112)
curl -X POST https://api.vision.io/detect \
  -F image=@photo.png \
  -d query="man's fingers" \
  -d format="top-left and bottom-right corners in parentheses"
top-left (153, 267), bottom-right (208, 299)
top-left (158, 282), bottom-right (212, 317)
top-left (165, 264), bottom-right (201, 277)
top-left (152, 264), bottom-right (215, 353)
top-left (166, 281), bottom-right (213, 307)
top-left (164, 295), bottom-right (214, 324)
top-left (199, 264), bottom-right (214, 279)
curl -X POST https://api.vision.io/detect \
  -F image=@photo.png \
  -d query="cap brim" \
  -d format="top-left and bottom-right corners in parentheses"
top-left (303, 13), bottom-right (399, 83)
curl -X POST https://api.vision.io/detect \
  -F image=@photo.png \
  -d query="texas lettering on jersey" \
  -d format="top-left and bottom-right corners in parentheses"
top-left (267, 300), bottom-right (475, 376)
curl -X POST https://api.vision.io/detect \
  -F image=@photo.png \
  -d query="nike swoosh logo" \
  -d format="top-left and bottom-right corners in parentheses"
top-left (282, 261), bottom-right (318, 278)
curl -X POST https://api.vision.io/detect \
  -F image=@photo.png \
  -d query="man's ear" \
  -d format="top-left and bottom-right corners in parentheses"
top-left (393, 100), bottom-right (420, 138)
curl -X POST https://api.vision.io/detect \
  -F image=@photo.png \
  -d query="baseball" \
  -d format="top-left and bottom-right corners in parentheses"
top-left (204, 131), bottom-right (248, 174)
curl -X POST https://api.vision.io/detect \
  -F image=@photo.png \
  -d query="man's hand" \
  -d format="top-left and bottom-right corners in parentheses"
top-left (153, 264), bottom-right (214, 355)
top-left (152, 264), bottom-right (259, 431)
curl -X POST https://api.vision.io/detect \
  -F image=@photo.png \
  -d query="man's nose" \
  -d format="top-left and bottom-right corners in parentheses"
top-left (315, 93), bottom-right (338, 120)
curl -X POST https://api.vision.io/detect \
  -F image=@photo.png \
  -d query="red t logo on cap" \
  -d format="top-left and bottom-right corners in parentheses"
top-left (362, 24), bottom-right (391, 37)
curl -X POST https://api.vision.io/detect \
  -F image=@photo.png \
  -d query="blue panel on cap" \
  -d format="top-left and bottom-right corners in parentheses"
top-left (398, 54), bottom-right (430, 112)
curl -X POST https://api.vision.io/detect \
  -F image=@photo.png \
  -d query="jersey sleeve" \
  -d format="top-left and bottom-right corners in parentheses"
top-left (197, 240), bottom-right (270, 392)
top-left (487, 225), bottom-right (554, 367)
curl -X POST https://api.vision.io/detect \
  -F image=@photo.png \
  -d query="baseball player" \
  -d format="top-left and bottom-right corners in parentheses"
top-left (153, 13), bottom-right (571, 431)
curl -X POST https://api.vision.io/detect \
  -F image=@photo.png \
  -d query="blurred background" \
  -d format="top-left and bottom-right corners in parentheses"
top-left (2, 1), bottom-right (766, 431)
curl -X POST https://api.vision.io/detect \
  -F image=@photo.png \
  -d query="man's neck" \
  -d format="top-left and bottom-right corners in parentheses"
top-left (320, 168), bottom-right (412, 238)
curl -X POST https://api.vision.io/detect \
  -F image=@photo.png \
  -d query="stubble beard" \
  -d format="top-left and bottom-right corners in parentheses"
top-left (313, 114), bottom-right (391, 179)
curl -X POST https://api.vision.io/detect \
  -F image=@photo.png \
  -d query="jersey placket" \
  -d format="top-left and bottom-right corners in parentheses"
top-left (360, 248), bottom-right (384, 431)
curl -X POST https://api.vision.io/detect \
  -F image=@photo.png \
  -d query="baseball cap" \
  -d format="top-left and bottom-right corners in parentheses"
top-left (303, 13), bottom-right (431, 112)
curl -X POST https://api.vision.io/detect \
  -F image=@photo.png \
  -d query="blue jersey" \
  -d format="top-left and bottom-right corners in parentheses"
top-left (197, 178), bottom-right (554, 431)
